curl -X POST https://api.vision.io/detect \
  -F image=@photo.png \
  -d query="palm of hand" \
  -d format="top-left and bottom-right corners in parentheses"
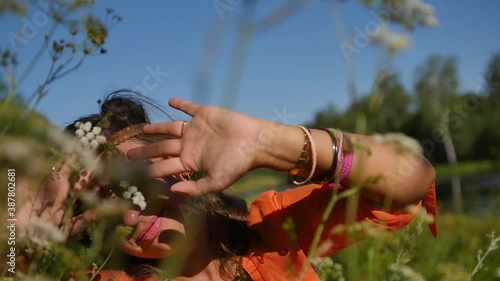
top-left (133, 99), bottom-right (265, 196)
top-left (178, 105), bottom-right (263, 195)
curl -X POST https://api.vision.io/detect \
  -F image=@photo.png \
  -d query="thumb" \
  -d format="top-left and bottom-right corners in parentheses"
top-left (170, 178), bottom-right (216, 197)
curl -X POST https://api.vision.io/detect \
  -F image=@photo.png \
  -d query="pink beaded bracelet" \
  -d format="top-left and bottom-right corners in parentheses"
top-left (339, 132), bottom-right (353, 183)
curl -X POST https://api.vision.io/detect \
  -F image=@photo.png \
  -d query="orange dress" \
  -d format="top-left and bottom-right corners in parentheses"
top-left (86, 182), bottom-right (437, 281)
top-left (241, 182), bottom-right (437, 281)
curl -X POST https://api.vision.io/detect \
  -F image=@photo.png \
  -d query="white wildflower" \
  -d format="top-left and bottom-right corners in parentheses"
top-left (405, 205), bottom-right (421, 215)
top-left (373, 133), bottom-right (423, 154)
top-left (128, 186), bottom-right (138, 193)
top-left (120, 180), bottom-right (130, 188)
top-left (310, 257), bottom-right (330, 267)
top-left (132, 195), bottom-right (141, 205)
top-left (74, 121), bottom-right (107, 150)
top-left (131, 191), bottom-right (146, 210)
top-left (123, 191), bottom-right (132, 200)
top-left (389, 264), bottom-right (426, 281)
top-left (19, 236), bottom-right (50, 248)
top-left (23, 218), bottom-right (66, 243)
top-left (79, 149), bottom-right (102, 172)
top-left (421, 15), bottom-right (439, 27)
top-left (92, 126), bottom-right (102, 135)
top-left (90, 139), bottom-right (99, 149)
top-left (369, 26), bottom-right (411, 53)
top-left (83, 121), bottom-right (92, 132)
top-left (138, 202), bottom-right (147, 211)
top-left (119, 179), bottom-right (147, 210)
top-left (75, 129), bottom-right (85, 137)
top-left (96, 135), bottom-right (107, 144)
top-left (45, 126), bottom-right (102, 173)
top-left (386, 34), bottom-right (411, 52)
top-left (80, 136), bottom-right (90, 145)
top-left (412, 0), bottom-right (434, 15)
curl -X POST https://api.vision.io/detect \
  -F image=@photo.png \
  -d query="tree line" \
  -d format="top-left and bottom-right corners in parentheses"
top-left (308, 53), bottom-right (500, 164)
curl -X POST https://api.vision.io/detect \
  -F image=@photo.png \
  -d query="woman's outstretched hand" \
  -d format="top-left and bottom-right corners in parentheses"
top-left (127, 98), bottom-right (272, 196)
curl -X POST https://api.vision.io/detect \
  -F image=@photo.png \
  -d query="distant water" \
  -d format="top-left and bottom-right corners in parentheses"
top-left (243, 173), bottom-right (500, 216)
top-left (436, 173), bottom-right (500, 215)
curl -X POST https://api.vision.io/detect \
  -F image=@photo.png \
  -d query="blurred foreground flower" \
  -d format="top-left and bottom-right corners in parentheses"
top-left (373, 132), bottom-right (423, 155)
top-left (369, 26), bottom-right (411, 53)
top-left (22, 218), bottom-right (66, 244)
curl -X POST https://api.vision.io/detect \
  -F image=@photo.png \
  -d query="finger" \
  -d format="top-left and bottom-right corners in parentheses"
top-left (148, 157), bottom-right (188, 178)
top-left (142, 121), bottom-right (186, 137)
top-left (127, 139), bottom-right (182, 160)
top-left (169, 98), bottom-right (201, 117)
top-left (69, 210), bottom-right (100, 237)
top-left (170, 178), bottom-right (215, 197)
top-left (169, 180), bottom-right (207, 196)
top-left (45, 170), bottom-right (71, 204)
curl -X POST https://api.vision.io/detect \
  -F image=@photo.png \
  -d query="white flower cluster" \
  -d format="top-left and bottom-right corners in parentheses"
top-left (372, 133), bottom-right (423, 155)
top-left (370, 26), bottom-right (411, 53)
top-left (119, 180), bottom-right (147, 210)
top-left (74, 121), bottom-right (107, 149)
top-left (405, 0), bottom-right (439, 27)
top-left (22, 218), bottom-right (66, 244)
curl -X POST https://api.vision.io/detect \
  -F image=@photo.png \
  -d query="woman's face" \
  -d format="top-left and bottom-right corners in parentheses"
top-left (114, 141), bottom-right (204, 259)
top-left (19, 140), bottom-right (201, 260)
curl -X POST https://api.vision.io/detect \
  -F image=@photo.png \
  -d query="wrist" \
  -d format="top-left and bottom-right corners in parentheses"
top-left (254, 120), bottom-right (304, 172)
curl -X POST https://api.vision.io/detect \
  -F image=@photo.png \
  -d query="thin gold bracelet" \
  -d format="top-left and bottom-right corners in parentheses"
top-left (288, 129), bottom-right (310, 176)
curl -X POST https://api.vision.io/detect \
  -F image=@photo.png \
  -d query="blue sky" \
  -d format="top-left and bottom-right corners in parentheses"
top-left (1, 1), bottom-right (499, 127)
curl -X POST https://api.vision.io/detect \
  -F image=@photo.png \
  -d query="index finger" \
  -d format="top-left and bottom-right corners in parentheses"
top-left (142, 121), bottom-right (185, 137)
top-left (169, 98), bottom-right (201, 116)
top-left (127, 139), bottom-right (181, 160)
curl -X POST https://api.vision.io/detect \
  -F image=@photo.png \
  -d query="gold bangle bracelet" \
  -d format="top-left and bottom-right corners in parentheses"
top-left (288, 129), bottom-right (311, 176)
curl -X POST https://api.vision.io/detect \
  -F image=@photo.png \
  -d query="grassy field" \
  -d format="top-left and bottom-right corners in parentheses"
top-left (327, 214), bottom-right (500, 281)
top-left (434, 160), bottom-right (500, 179)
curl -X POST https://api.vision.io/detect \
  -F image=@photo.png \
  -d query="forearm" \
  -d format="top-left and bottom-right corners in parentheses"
top-left (342, 133), bottom-right (435, 209)
top-left (256, 121), bottom-right (435, 210)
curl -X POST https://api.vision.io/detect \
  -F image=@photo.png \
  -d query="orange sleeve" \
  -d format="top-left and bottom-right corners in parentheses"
top-left (248, 183), bottom-right (431, 258)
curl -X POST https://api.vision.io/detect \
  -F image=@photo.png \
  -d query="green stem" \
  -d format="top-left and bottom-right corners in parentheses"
top-left (89, 247), bottom-right (115, 281)
top-left (16, 22), bottom-right (58, 87)
top-left (297, 183), bottom-right (341, 281)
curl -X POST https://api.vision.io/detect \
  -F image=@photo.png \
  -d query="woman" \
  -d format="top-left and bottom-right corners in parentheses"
top-left (17, 91), bottom-right (437, 280)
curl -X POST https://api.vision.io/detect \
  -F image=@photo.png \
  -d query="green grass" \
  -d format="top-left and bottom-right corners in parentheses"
top-left (228, 168), bottom-right (287, 195)
top-left (434, 160), bottom-right (500, 179)
top-left (327, 214), bottom-right (500, 281)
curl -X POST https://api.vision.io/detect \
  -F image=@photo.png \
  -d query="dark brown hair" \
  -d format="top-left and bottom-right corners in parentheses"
top-left (66, 90), bottom-right (254, 280)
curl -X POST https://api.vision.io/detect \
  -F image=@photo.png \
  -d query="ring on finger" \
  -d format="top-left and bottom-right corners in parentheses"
top-left (181, 121), bottom-right (188, 137)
